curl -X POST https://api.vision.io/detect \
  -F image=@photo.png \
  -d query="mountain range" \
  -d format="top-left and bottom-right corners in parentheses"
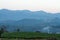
top-left (0, 9), bottom-right (60, 33)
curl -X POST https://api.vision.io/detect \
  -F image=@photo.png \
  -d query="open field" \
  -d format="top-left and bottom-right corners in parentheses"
top-left (0, 38), bottom-right (47, 40)
top-left (2, 32), bottom-right (60, 38)
top-left (1, 32), bottom-right (60, 40)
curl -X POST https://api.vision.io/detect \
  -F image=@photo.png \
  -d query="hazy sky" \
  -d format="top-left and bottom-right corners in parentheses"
top-left (0, 0), bottom-right (60, 13)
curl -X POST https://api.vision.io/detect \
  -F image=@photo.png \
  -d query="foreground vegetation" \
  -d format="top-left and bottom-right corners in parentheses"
top-left (0, 25), bottom-right (60, 40)
top-left (1, 32), bottom-right (60, 39)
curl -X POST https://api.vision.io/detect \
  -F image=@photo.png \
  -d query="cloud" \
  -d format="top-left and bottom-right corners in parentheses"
top-left (42, 26), bottom-right (51, 33)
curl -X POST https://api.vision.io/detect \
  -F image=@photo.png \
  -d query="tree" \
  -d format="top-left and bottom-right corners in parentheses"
top-left (16, 28), bottom-right (20, 32)
top-left (36, 30), bottom-right (40, 33)
top-left (0, 28), bottom-right (4, 37)
top-left (16, 28), bottom-right (20, 40)
top-left (0, 25), bottom-right (7, 37)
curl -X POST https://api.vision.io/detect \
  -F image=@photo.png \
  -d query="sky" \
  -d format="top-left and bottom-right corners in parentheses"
top-left (0, 0), bottom-right (60, 13)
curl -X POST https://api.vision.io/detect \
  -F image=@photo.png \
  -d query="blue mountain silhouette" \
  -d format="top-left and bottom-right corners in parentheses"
top-left (0, 9), bottom-right (60, 33)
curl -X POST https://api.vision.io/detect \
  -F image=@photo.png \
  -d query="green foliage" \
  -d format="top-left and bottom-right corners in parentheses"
top-left (0, 27), bottom-right (5, 37)
top-left (1, 32), bottom-right (60, 39)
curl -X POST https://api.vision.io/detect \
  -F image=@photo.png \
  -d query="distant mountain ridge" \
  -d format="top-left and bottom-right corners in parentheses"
top-left (0, 9), bottom-right (56, 21)
top-left (0, 9), bottom-right (60, 33)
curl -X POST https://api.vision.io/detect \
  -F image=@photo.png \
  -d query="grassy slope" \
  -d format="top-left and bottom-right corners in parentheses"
top-left (1, 32), bottom-right (60, 39)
